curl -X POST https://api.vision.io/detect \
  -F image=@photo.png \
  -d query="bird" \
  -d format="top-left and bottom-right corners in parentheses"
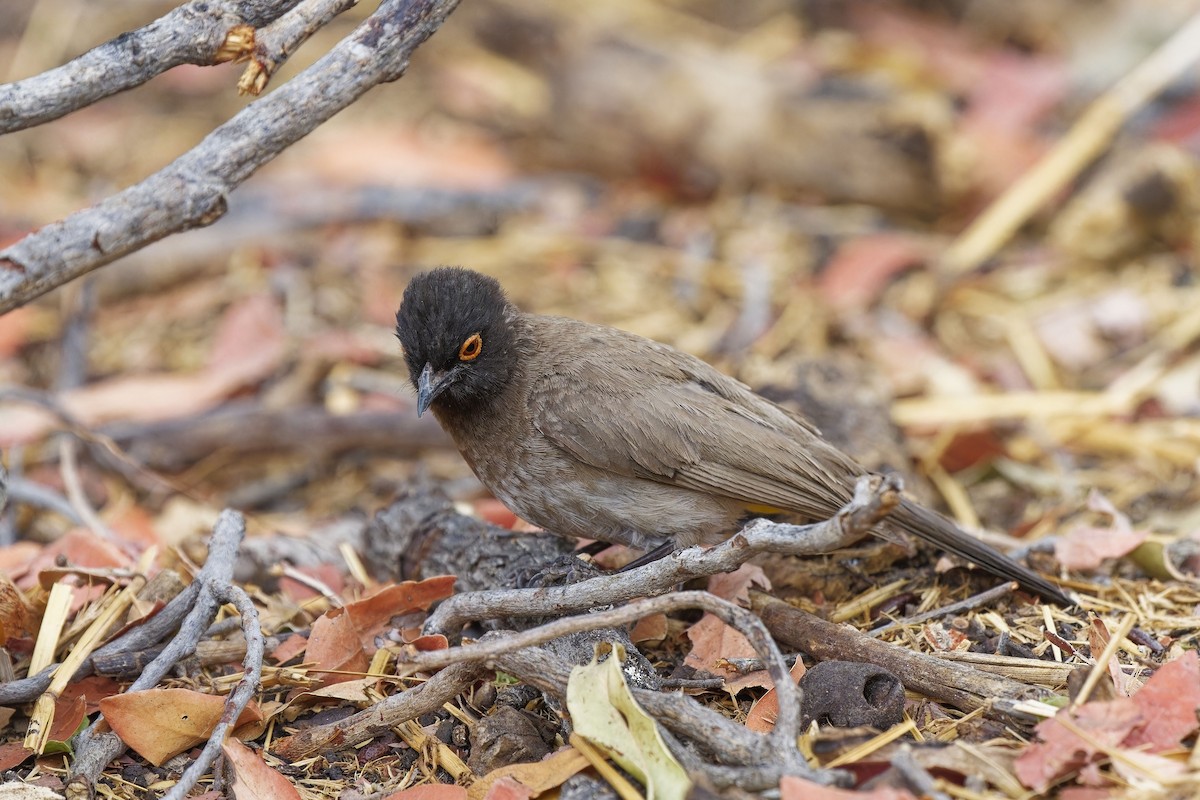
top-left (394, 266), bottom-right (1070, 605)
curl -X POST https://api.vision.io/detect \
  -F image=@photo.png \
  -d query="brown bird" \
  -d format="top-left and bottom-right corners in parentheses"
top-left (395, 267), bottom-right (1069, 605)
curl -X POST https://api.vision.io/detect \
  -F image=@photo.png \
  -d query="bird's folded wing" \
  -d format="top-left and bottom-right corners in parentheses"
top-left (530, 357), bottom-right (858, 517)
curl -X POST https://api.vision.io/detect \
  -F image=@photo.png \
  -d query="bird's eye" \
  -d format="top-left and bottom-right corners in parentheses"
top-left (458, 333), bottom-right (483, 361)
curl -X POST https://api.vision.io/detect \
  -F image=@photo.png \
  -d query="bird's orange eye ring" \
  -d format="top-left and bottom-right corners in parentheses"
top-left (458, 333), bottom-right (483, 361)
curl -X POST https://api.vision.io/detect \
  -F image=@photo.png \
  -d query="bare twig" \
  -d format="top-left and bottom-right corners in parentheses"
top-left (57, 437), bottom-right (122, 546)
top-left (238, 0), bottom-right (358, 94)
top-left (161, 583), bottom-right (264, 800)
top-left (270, 662), bottom-right (485, 760)
top-left (0, 0), bottom-right (462, 314)
top-left (752, 592), bottom-right (1052, 716)
top-left (0, 0), bottom-right (299, 134)
top-left (868, 581), bottom-right (1018, 638)
top-left (66, 510), bottom-right (248, 797)
top-left (423, 475), bottom-right (899, 635)
top-left (495, 644), bottom-right (831, 790)
top-left (399, 591), bottom-right (803, 761)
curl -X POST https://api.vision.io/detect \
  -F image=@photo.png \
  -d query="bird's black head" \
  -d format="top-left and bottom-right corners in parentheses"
top-left (395, 267), bottom-right (518, 416)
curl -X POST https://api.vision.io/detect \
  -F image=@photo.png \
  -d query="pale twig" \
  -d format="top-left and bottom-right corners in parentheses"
top-left (160, 583), bottom-right (264, 800)
top-left (237, 0), bottom-right (358, 95)
top-left (0, 0), bottom-right (462, 314)
top-left (423, 475), bottom-right (899, 635)
top-left (67, 510), bottom-right (247, 796)
top-left (868, 581), bottom-right (1018, 638)
top-left (399, 591), bottom-right (802, 759)
top-left (0, 0), bottom-right (297, 134)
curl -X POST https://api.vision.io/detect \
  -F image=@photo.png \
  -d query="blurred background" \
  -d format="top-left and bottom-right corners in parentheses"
top-left (2, 0), bottom-right (1200, 559)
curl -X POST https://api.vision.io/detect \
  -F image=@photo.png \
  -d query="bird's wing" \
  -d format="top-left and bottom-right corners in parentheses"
top-left (528, 322), bottom-right (858, 518)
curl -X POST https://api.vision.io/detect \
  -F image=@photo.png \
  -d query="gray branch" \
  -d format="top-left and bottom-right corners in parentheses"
top-left (0, 0), bottom-right (462, 315)
top-left (0, 0), bottom-right (300, 134)
top-left (238, 0), bottom-right (360, 94)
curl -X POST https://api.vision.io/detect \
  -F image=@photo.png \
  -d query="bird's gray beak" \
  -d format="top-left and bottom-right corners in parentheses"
top-left (417, 362), bottom-right (454, 417)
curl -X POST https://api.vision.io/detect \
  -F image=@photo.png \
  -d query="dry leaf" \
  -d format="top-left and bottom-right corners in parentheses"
top-left (307, 607), bottom-right (369, 685)
top-left (744, 659), bottom-right (807, 733)
top-left (343, 576), bottom-right (457, 650)
top-left (100, 688), bottom-right (262, 766)
top-left (383, 785), bottom-right (468, 800)
top-left (222, 739), bottom-right (302, 800)
top-left (468, 747), bottom-right (590, 800)
top-left (780, 775), bottom-right (916, 800)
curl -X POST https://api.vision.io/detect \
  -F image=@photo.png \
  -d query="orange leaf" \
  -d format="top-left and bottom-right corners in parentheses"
top-left (60, 675), bottom-right (122, 715)
top-left (100, 688), bottom-right (263, 766)
top-left (0, 572), bottom-right (32, 644)
top-left (0, 742), bottom-right (34, 771)
top-left (47, 694), bottom-right (87, 744)
top-left (270, 633), bottom-right (309, 664)
top-left (744, 659), bottom-right (807, 733)
top-left (817, 234), bottom-right (927, 311)
top-left (307, 608), bottom-right (369, 684)
top-left (343, 576), bottom-right (457, 648)
top-left (781, 775), bottom-right (916, 800)
top-left (468, 747), bottom-right (590, 800)
top-left (630, 613), bottom-right (668, 644)
top-left (223, 738), bottom-right (302, 800)
top-left (684, 613), bottom-right (756, 683)
top-left (383, 785), bottom-right (468, 800)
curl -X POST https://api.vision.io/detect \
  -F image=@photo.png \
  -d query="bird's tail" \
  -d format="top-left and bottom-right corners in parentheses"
top-left (893, 499), bottom-right (1071, 606)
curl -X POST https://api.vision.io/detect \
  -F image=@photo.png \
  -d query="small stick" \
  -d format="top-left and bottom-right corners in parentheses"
top-left (160, 583), bottom-right (264, 800)
top-left (424, 475), bottom-right (899, 635)
top-left (868, 582), bottom-right (1018, 638)
top-left (400, 591), bottom-right (802, 763)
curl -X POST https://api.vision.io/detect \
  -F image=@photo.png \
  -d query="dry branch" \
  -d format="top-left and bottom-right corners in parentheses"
top-left (238, 0), bottom-right (359, 94)
top-left (752, 592), bottom-right (1054, 716)
top-left (270, 661), bottom-right (485, 761)
top-left (66, 510), bottom-right (248, 798)
top-left (0, 0), bottom-right (462, 315)
top-left (423, 475), bottom-right (901, 635)
top-left (0, 0), bottom-right (298, 134)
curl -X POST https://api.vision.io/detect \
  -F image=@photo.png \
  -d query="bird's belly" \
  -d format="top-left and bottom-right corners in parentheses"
top-left (469, 454), bottom-right (742, 550)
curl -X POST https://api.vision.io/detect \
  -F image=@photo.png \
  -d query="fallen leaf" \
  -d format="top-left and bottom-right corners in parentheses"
top-left (343, 576), bottom-right (457, 650)
top-left (567, 644), bottom-right (691, 800)
top-left (270, 633), bottom-right (308, 664)
top-left (222, 739), bottom-right (302, 800)
top-left (100, 688), bottom-right (262, 766)
top-left (483, 778), bottom-right (532, 800)
top-left (780, 775), bottom-right (916, 800)
top-left (0, 744), bottom-right (34, 771)
top-left (744, 659), bottom-right (807, 733)
top-left (1125, 650), bottom-right (1200, 750)
top-left (1055, 491), bottom-right (1148, 571)
top-left (59, 675), bottom-right (122, 715)
top-left (44, 695), bottom-right (87, 752)
top-left (0, 307), bottom-right (34, 358)
top-left (684, 613), bottom-right (757, 683)
top-left (468, 747), bottom-right (589, 800)
top-left (0, 573), bottom-right (32, 644)
top-left (630, 613), bottom-right (668, 644)
top-left (278, 564), bottom-right (345, 603)
top-left (307, 607), bottom-right (369, 685)
top-left (1014, 700), bottom-right (1141, 793)
top-left (818, 234), bottom-right (927, 311)
top-left (382, 785), bottom-right (468, 800)
top-left (0, 294), bottom-right (286, 445)
top-left (707, 563), bottom-right (769, 605)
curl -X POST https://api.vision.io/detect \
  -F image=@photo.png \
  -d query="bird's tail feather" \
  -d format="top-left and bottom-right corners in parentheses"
top-left (894, 499), bottom-right (1071, 606)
